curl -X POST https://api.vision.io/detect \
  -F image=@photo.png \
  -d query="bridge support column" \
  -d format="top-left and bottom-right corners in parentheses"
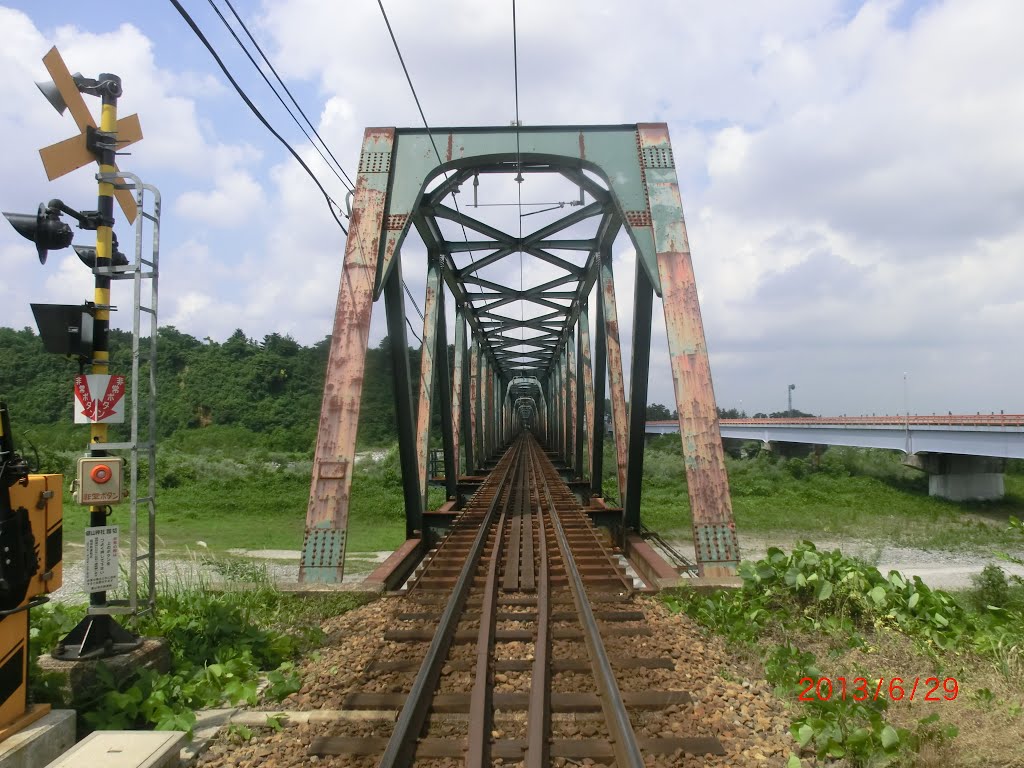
top-left (415, 252), bottom-right (442, 513)
top-left (568, 325), bottom-right (579, 475)
top-left (591, 291), bottom-right (607, 498)
top-left (579, 302), bottom-right (595, 484)
top-left (638, 123), bottom-right (739, 576)
top-left (435, 283), bottom-right (457, 503)
top-left (905, 453), bottom-right (1006, 501)
top-left (599, 245), bottom-right (629, 505)
top-left (301, 128), bottom-right (394, 584)
top-left (453, 305), bottom-right (470, 481)
top-left (383, 260), bottom-right (424, 541)
top-left (469, 337), bottom-right (480, 472)
top-left (624, 256), bottom-right (654, 532)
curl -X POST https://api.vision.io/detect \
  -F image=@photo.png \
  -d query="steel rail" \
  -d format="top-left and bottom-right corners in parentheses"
top-left (465, 452), bottom-right (518, 764)
top-left (377, 440), bottom-right (521, 768)
top-left (525, 443), bottom-right (551, 767)
top-left (540, 445), bottom-right (646, 768)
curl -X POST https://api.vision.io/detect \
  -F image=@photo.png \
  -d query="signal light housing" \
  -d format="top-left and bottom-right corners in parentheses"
top-left (74, 232), bottom-right (129, 269)
top-left (30, 303), bottom-right (95, 359)
top-left (3, 203), bottom-right (73, 264)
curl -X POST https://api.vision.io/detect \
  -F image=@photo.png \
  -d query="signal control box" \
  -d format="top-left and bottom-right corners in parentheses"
top-left (74, 456), bottom-right (124, 505)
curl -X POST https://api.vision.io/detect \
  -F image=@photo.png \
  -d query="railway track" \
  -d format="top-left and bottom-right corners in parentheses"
top-left (308, 432), bottom-right (724, 766)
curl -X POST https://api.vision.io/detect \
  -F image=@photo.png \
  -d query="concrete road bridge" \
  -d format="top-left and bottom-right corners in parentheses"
top-left (647, 416), bottom-right (1024, 501)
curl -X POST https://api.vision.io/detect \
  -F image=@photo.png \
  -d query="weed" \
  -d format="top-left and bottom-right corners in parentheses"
top-left (970, 564), bottom-right (1011, 610)
top-left (664, 542), bottom-right (1024, 766)
top-left (29, 579), bottom-right (371, 735)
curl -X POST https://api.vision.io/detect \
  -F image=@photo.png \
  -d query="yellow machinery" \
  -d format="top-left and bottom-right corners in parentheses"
top-left (0, 403), bottom-right (63, 734)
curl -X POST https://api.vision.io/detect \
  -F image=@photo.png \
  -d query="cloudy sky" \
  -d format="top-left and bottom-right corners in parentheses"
top-left (1, 0), bottom-right (1022, 419)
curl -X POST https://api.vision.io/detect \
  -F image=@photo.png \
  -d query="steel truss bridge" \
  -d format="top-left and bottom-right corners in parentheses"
top-left (299, 123), bottom-right (738, 584)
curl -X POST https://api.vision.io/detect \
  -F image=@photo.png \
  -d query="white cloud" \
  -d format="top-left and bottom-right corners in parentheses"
top-left (4, 0), bottom-right (1023, 417)
top-left (176, 170), bottom-right (265, 227)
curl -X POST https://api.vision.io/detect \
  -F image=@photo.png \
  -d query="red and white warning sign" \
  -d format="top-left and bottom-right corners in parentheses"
top-left (73, 374), bottom-right (127, 424)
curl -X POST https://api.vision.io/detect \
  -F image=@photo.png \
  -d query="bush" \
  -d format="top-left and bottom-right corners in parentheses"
top-left (971, 564), bottom-right (1011, 609)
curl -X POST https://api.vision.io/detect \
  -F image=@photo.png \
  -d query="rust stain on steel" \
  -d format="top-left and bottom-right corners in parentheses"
top-left (578, 131), bottom-right (586, 160)
top-left (641, 122), bottom-right (739, 575)
top-left (481, 356), bottom-right (490, 460)
top-left (561, 350), bottom-right (569, 460)
top-left (580, 308), bottom-right (596, 482)
top-left (304, 127), bottom-right (395, 582)
top-left (469, 342), bottom-right (479, 470)
top-left (415, 263), bottom-right (441, 509)
top-left (446, 132), bottom-right (453, 163)
top-left (451, 311), bottom-right (465, 477)
top-left (567, 331), bottom-right (578, 472)
top-left (600, 260), bottom-right (629, 505)
top-left (486, 362), bottom-right (495, 459)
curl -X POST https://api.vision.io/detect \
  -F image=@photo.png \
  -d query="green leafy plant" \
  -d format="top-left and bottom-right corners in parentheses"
top-left (30, 583), bottom-right (369, 736)
top-left (661, 542), bottom-right (1018, 766)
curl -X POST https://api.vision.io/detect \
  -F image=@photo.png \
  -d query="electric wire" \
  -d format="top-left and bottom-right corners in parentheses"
top-left (167, 0), bottom-right (349, 234)
top-left (175, 1), bottom-right (430, 325)
top-left (206, 0), bottom-right (353, 194)
top-left (376, 0), bottom-right (480, 282)
top-left (220, 0), bottom-right (356, 190)
top-left (406, 317), bottom-right (422, 346)
top-left (513, 0), bottom-right (525, 352)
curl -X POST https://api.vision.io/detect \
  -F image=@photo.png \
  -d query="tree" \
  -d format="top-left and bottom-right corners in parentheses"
top-left (646, 402), bottom-right (674, 420)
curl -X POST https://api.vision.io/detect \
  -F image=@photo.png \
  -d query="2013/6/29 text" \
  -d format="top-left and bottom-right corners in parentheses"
top-left (797, 677), bottom-right (959, 702)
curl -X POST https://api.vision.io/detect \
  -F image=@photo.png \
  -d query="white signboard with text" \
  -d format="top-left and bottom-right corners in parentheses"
top-left (84, 525), bottom-right (119, 592)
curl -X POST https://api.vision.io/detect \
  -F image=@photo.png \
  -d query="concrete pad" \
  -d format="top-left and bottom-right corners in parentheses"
top-left (45, 731), bottom-right (187, 768)
top-left (685, 576), bottom-right (744, 593)
top-left (37, 638), bottom-right (169, 707)
top-left (0, 709), bottom-right (75, 768)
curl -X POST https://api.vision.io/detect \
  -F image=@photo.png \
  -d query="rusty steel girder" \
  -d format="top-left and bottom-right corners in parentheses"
top-left (301, 128), bottom-right (394, 584)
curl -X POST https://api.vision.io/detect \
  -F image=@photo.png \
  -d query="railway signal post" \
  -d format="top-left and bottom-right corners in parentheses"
top-left (3, 47), bottom-right (149, 659)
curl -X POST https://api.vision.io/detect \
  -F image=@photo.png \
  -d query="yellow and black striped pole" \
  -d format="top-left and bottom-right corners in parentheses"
top-left (87, 74), bottom-right (120, 609)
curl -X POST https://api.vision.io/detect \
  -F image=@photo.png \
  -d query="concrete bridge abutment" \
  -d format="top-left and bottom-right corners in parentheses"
top-left (903, 453), bottom-right (1006, 501)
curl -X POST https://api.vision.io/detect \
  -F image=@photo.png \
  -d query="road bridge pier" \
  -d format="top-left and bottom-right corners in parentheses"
top-left (903, 453), bottom-right (1006, 501)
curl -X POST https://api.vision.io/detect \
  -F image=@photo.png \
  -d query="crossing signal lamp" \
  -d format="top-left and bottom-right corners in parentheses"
top-left (3, 199), bottom-right (125, 267)
top-left (3, 203), bottom-right (73, 264)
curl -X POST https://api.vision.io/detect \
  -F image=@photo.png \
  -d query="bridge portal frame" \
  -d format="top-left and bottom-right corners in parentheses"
top-left (300, 124), bottom-right (739, 583)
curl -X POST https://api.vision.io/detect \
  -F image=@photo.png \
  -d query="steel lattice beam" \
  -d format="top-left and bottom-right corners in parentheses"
top-left (303, 123), bottom-right (739, 583)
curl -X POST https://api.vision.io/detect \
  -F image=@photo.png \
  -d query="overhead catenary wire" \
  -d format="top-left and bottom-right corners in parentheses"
top-left (512, 0), bottom-right (528, 352)
top-left (174, 0), bottom-right (432, 319)
top-left (406, 317), bottom-right (422, 346)
top-left (205, 0), bottom-right (354, 194)
top-left (220, 0), bottom-right (356, 191)
top-left (167, 0), bottom-right (349, 234)
top-left (513, 0), bottom-right (524, 351)
top-left (376, 0), bottom-right (481, 282)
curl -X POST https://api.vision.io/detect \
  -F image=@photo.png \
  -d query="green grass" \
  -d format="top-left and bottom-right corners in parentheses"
top-left (48, 430), bottom-right (1024, 559)
top-left (57, 446), bottom-right (442, 555)
top-left (608, 439), bottom-right (1024, 552)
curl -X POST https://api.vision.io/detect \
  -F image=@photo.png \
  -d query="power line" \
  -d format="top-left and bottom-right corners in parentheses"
top-left (220, 0), bottom-right (356, 191)
top-left (405, 316), bottom-right (422, 346)
top-left (376, 0), bottom-right (480, 283)
top-left (167, 0), bottom-right (349, 234)
top-left (205, 0), bottom-right (353, 194)
top-left (513, 0), bottom-right (524, 348)
top-left (404, 280), bottom-right (425, 322)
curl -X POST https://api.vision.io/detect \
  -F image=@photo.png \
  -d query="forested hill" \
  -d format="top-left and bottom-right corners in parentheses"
top-left (0, 326), bottom-right (425, 452)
